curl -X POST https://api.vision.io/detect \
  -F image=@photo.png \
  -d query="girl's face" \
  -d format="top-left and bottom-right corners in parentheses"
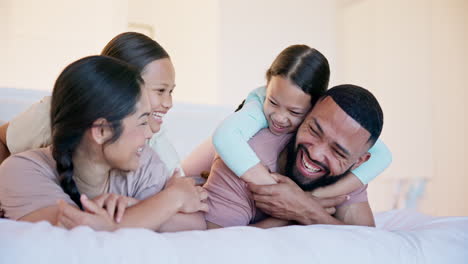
top-left (141, 58), bottom-right (176, 133)
top-left (263, 76), bottom-right (312, 135)
top-left (103, 89), bottom-right (153, 171)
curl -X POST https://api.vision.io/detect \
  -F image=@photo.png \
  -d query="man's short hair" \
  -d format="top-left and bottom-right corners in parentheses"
top-left (323, 84), bottom-right (383, 146)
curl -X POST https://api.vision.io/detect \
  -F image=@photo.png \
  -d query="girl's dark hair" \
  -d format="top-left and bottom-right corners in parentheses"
top-left (50, 56), bottom-right (143, 207)
top-left (101, 32), bottom-right (170, 73)
top-left (266, 45), bottom-right (330, 106)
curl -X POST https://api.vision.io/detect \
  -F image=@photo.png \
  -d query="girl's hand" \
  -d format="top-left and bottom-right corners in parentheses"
top-left (166, 175), bottom-right (209, 214)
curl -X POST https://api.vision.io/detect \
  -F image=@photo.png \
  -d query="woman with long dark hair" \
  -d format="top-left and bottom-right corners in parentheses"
top-left (0, 32), bottom-right (183, 180)
top-left (0, 56), bottom-right (207, 231)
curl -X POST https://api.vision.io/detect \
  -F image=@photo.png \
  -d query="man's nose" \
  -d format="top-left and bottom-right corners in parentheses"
top-left (306, 143), bottom-right (327, 163)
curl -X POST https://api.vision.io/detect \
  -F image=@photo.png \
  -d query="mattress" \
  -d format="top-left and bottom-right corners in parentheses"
top-left (0, 209), bottom-right (467, 264)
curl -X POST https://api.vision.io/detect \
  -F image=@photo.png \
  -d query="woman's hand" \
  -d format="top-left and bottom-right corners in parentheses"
top-left (57, 195), bottom-right (117, 231)
top-left (165, 175), bottom-right (209, 214)
top-left (91, 193), bottom-right (139, 223)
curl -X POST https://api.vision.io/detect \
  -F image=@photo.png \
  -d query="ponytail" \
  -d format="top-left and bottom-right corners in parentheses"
top-left (52, 119), bottom-right (84, 207)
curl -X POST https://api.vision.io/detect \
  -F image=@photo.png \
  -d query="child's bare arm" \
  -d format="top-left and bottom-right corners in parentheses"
top-left (241, 163), bottom-right (277, 185)
top-left (312, 140), bottom-right (392, 198)
top-left (182, 137), bottom-right (216, 176)
top-left (311, 172), bottom-right (363, 198)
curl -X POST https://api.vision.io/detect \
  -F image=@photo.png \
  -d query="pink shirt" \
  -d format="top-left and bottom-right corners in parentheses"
top-left (204, 129), bottom-right (368, 227)
top-left (0, 146), bottom-right (170, 220)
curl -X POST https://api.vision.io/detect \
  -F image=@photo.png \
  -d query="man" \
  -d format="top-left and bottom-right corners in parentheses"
top-left (204, 84), bottom-right (383, 228)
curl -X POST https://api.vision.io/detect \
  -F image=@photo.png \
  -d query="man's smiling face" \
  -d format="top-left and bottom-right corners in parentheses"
top-left (288, 96), bottom-right (372, 189)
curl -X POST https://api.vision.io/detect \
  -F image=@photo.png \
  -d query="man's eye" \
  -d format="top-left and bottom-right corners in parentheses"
top-left (334, 150), bottom-right (346, 159)
top-left (269, 99), bottom-right (278, 106)
top-left (140, 122), bottom-right (148, 126)
top-left (310, 127), bottom-right (319, 136)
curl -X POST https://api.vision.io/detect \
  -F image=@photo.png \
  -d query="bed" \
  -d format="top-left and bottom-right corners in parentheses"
top-left (0, 210), bottom-right (467, 263)
top-left (0, 88), bottom-right (467, 263)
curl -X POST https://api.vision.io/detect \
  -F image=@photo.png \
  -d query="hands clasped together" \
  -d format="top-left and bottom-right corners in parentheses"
top-left (57, 169), bottom-right (208, 231)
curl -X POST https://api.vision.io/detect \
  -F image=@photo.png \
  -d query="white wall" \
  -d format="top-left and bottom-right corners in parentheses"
top-left (127, 0), bottom-right (338, 106)
top-left (337, 0), bottom-right (468, 216)
top-left (420, 0), bottom-right (468, 216)
top-left (128, 0), bottom-right (219, 105)
top-left (336, 0), bottom-right (434, 212)
top-left (1, 0), bottom-right (467, 216)
top-left (217, 0), bottom-right (339, 105)
top-left (1, 0), bottom-right (128, 91)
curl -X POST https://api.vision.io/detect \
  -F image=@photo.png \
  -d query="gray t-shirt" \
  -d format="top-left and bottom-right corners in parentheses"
top-left (0, 146), bottom-right (170, 220)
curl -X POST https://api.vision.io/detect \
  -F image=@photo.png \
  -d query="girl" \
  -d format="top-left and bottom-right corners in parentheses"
top-left (209, 45), bottom-right (392, 198)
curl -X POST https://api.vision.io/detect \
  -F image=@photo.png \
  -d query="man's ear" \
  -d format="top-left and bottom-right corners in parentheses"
top-left (90, 118), bottom-right (112, 145)
top-left (351, 152), bottom-right (371, 171)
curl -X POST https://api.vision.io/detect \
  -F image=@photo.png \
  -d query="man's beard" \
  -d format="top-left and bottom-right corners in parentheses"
top-left (284, 137), bottom-right (352, 191)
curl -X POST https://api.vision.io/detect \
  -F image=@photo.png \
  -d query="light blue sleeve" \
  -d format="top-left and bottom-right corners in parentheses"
top-left (351, 139), bottom-right (392, 184)
top-left (212, 87), bottom-right (268, 177)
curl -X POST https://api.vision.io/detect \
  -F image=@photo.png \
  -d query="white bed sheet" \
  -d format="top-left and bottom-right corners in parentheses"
top-left (0, 209), bottom-right (467, 264)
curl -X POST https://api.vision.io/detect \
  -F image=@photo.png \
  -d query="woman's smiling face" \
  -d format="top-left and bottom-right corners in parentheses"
top-left (102, 88), bottom-right (153, 171)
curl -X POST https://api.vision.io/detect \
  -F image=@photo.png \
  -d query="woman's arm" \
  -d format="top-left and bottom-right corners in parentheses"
top-left (19, 205), bottom-right (60, 225)
top-left (57, 177), bottom-right (208, 231)
top-left (0, 151), bottom-right (77, 222)
top-left (57, 193), bottom-right (207, 232)
top-left (21, 188), bottom-right (205, 232)
top-left (114, 184), bottom-right (205, 230)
